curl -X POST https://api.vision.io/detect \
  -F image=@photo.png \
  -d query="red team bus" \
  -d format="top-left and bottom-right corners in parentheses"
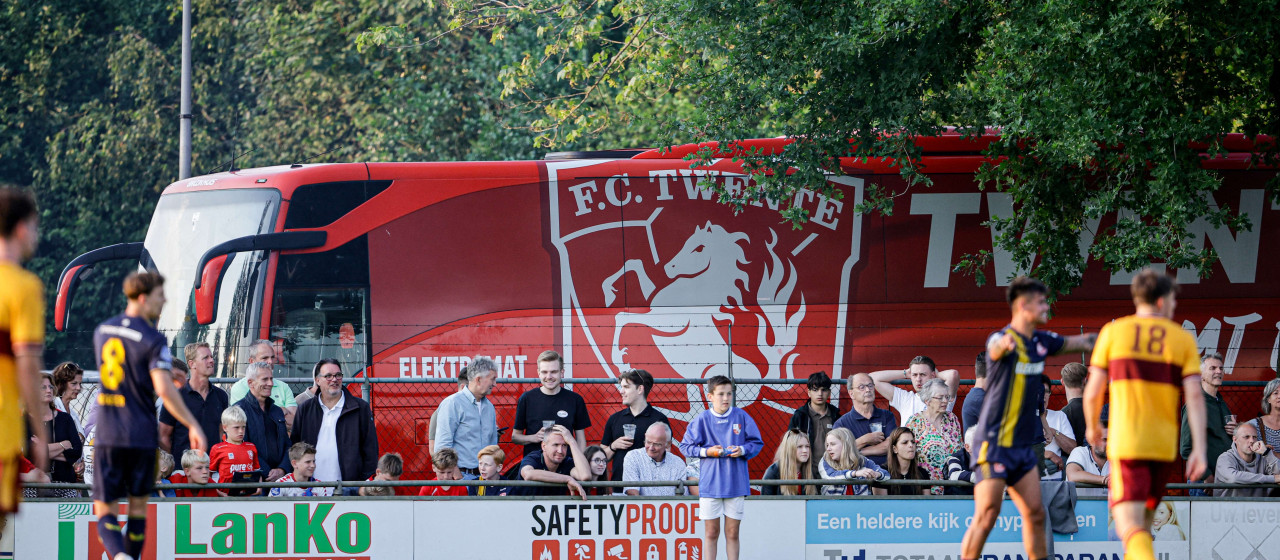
top-left (54, 132), bottom-right (1279, 479)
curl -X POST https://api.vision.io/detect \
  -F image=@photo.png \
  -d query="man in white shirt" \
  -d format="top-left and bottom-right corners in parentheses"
top-left (1065, 428), bottom-right (1109, 497)
top-left (870, 356), bottom-right (959, 422)
top-left (1041, 376), bottom-right (1077, 478)
top-left (623, 423), bottom-right (687, 496)
top-left (290, 359), bottom-right (379, 494)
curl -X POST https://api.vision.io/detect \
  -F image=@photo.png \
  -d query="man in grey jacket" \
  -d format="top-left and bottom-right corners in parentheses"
top-left (1214, 422), bottom-right (1280, 497)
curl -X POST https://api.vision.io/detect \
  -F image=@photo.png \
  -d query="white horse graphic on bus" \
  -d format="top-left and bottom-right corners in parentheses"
top-left (605, 221), bottom-right (806, 412)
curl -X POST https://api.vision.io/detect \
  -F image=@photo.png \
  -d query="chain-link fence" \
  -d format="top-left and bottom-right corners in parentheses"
top-left (59, 370), bottom-right (1271, 486)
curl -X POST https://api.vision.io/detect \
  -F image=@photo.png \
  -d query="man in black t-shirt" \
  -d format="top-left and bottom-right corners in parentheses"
top-left (600, 369), bottom-right (669, 483)
top-left (512, 350), bottom-right (591, 456)
top-left (517, 425), bottom-right (591, 497)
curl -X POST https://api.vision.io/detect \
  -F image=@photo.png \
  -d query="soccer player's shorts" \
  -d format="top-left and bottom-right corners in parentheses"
top-left (0, 452), bottom-right (23, 513)
top-left (972, 442), bottom-right (1039, 485)
top-left (1110, 459), bottom-right (1174, 509)
top-left (92, 447), bottom-right (157, 503)
top-left (699, 496), bottom-right (746, 520)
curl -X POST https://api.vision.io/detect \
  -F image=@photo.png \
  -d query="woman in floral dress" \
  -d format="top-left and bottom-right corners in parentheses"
top-left (905, 378), bottom-right (962, 495)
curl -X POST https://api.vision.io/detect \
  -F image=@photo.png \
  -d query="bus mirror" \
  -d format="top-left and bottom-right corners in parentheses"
top-left (195, 254), bottom-right (232, 325)
top-left (192, 231), bottom-right (327, 325)
top-left (54, 242), bottom-right (145, 332)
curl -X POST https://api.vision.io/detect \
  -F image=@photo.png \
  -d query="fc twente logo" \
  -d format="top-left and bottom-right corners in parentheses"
top-left (547, 161), bottom-right (864, 420)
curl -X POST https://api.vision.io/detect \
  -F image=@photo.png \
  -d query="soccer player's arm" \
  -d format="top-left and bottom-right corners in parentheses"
top-left (1058, 332), bottom-right (1097, 355)
top-left (1083, 325), bottom-right (1111, 450)
top-left (1179, 332), bottom-right (1208, 481)
top-left (13, 277), bottom-right (48, 468)
top-left (153, 346), bottom-right (207, 454)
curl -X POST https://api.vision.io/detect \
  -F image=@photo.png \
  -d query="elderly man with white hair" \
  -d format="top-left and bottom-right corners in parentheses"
top-left (235, 361), bottom-right (292, 481)
top-left (623, 423), bottom-right (688, 496)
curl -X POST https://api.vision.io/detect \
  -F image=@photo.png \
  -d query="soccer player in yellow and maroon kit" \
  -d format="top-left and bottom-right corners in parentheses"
top-left (0, 188), bottom-right (48, 516)
top-left (1085, 269), bottom-right (1206, 560)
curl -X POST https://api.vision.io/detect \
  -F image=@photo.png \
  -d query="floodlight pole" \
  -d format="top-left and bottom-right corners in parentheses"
top-left (178, 0), bottom-right (193, 179)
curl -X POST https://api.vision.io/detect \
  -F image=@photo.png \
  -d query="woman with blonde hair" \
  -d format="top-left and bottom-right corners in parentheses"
top-left (761, 428), bottom-right (818, 495)
top-left (819, 427), bottom-right (887, 495)
top-left (1152, 502), bottom-right (1186, 541)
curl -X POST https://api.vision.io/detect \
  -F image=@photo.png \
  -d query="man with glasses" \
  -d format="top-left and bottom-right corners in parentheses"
top-left (623, 423), bottom-right (688, 496)
top-left (291, 359), bottom-right (379, 494)
top-left (833, 373), bottom-right (898, 466)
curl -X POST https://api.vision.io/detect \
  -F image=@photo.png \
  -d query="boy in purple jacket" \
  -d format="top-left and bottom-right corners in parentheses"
top-left (678, 376), bottom-right (763, 560)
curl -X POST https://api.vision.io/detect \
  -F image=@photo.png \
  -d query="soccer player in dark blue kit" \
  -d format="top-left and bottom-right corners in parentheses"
top-left (960, 277), bottom-right (1095, 560)
top-left (93, 272), bottom-right (207, 560)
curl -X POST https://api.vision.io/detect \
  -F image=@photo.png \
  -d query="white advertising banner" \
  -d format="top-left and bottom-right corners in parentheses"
top-left (13, 500), bottom-right (415, 560)
top-left (805, 499), bottom-right (1192, 560)
top-left (416, 498), bottom-right (806, 560)
top-left (1190, 500), bottom-right (1280, 560)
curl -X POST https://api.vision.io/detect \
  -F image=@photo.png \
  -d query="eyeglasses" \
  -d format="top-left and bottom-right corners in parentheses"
top-left (319, 374), bottom-right (343, 380)
top-left (852, 383), bottom-right (875, 391)
top-left (590, 458), bottom-right (609, 464)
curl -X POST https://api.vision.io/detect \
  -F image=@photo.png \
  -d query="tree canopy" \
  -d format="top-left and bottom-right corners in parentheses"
top-left (363, 0), bottom-right (1279, 296)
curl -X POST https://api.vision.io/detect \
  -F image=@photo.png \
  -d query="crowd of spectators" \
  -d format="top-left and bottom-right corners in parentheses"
top-left (25, 343), bottom-right (1280, 501)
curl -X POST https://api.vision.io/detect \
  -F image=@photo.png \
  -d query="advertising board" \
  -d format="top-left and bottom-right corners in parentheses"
top-left (805, 499), bottom-right (1191, 560)
top-left (417, 498), bottom-right (806, 560)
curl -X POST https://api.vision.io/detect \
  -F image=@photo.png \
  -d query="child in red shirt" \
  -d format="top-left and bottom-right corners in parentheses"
top-left (208, 406), bottom-right (261, 496)
top-left (170, 450), bottom-right (222, 498)
top-left (420, 448), bottom-right (468, 497)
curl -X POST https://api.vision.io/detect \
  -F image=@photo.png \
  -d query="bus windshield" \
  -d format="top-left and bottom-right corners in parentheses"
top-left (143, 188), bottom-right (280, 372)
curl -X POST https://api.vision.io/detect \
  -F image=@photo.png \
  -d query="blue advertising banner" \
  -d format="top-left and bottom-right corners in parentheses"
top-left (807, 499), bottom-right (1111, 544)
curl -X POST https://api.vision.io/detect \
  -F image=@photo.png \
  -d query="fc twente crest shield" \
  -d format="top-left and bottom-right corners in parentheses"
top-left (547, 160), bottom-right (865, 421)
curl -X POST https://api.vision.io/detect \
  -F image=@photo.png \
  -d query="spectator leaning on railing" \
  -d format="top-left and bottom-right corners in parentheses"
top-left (1213, 422), bottom-right (1280, 498)
top-left (37, 372), bottom-right (82, 493)
top-left (623, 423), bottom-right (687, 497)
top-left (831, 372), bottom-right (896, 467)
top-left (517, 425), bottom-right (591, 498)
top-left (882, 427), bottom-right (929, 496)
top-left (421, 448), bottom-right (467, 497)
top-left (1065, 427), bottom-right (1110, 498)
top-left (291, 359), bottom-right (379, 493)
top-left (762, 428), bottom-right (817, 496)
top-left (818, 427), bottom-right (886, 496)
top-left (269, 442), bottom-right (333, 498)
top-left (943, 427), bottom-right (977, 496)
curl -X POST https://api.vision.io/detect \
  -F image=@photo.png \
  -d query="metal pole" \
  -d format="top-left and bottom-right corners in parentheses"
top-left (728, 328), bottom-right (736, 408)
top-left (178, 0), bottom-right (193, 179)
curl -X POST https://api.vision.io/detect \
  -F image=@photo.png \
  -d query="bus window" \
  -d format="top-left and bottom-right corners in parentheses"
top-left (270, 236), bottom-right (371, 380)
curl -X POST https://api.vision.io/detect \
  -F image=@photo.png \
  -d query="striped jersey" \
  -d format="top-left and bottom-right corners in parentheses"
top-left (1090, 314), bottom-right (1199, 461)
top-left (0, 262), bottom-right (44, 456)
top-left (974, 326), bottom-right (1065, 450)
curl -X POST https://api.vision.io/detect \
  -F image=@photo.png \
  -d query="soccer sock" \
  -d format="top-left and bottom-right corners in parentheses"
top-left (1123, 528), bottom-right (1156, 560)
top-left (124, 515), bottom-right (148, 559)
top-left (96, 514), bottom-right (126, 558)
